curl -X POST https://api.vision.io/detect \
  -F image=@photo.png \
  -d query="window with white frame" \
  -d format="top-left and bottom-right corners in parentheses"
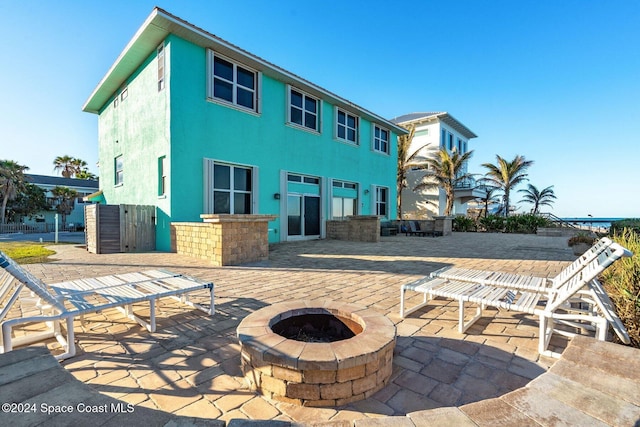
top-left (157, 43), bottom-right (165, 91)
top-left (208, 51), bottom-right (258, 112)
top-left (158, 156), bottom-right (167, 196)
top-left (332, 197), bottom-right (356, 219)
top-left (375, 186), bottom-right (388, 217)
top-left (448, 133), bottom-right (454, 151)
top-left (332, 179), bottom-right (358, 219)
top-left (288, 87), bottom-right (319, 132)
top-left (440, 128), bottom-right (446, 148)
top-left (373, 125), bottom-right (389, 154)
top-left (336, 108), bottom-right (358, 144)
top-left (115, 155), bottom-right (123, 186)
top-left (212, 163), bottom-right (253, 214)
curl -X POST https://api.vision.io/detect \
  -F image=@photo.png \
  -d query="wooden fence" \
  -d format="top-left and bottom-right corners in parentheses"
top-left (85, 204), bottom-right (155, 254)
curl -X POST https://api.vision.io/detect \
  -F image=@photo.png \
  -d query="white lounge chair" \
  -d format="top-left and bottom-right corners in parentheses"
top-left (0, 251), bottom-right (214, 360)
top-left (400, 242), bottom-right (631, 357)
top-left (430, 237), bottom-right (613, 291)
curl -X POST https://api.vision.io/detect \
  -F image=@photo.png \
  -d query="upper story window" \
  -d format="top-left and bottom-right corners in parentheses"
top-left (336, 108), bottom-right (359, 144)
top-left (115, 155), bottom-right (124, 186)
top-left (157, 43), bottom-right (165, 91)
top-left (448, 133), bottom-right (454, 151)
top-left (208, 51), bottom-right (259, 112)
top-left (288, 87), bottom-right (320, 132)
top-left (373, 125), bottom-right (390, 154)
top-left (440, 129), bottom-right (446, 148)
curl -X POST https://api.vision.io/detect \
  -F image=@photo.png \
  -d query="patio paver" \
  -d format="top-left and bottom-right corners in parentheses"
top-left (2, 232), bottom-right (637, 425)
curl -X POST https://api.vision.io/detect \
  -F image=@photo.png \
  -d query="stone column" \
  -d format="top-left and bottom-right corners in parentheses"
top-left (434, 216), bottom-right (453, 236)
top-left (171, 214), bottom-right (276, 266)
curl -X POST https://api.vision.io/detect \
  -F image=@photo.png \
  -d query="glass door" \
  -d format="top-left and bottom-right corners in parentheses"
top-left (287, 194), bottom-right (320, 239)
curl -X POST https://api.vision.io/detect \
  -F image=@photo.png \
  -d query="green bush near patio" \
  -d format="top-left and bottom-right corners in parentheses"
top-left (602, 228), bottom-right (640, 348)
top-left (477, 213), bottom-right (551, 234)
top-left (611, 218), bottom-right (640, 235)
top-left (453, 216), bottom-right (476, 232)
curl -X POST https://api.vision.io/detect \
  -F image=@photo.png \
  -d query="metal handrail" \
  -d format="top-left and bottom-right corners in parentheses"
top-left (539, 213), bottom-right (579, 229)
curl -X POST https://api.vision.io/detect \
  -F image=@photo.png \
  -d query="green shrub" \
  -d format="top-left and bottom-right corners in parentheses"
top-left (453, 216), bottom-right (476, 232)
top-left (479, 215), bottom-right (505, 232)
top-left (601, 229), bottom-right (640, 348)
top-left (478, 214), bottom-right (550, 234)
top-left (567, 232), bottom-right (596, 247)
top-left (611, 218), bottom-right (640, 235)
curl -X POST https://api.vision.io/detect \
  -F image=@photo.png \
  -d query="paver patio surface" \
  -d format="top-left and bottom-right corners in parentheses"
top-left (18, 232), bottom-right (583, 423)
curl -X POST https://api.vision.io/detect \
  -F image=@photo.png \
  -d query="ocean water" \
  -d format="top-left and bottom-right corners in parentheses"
top-left (561, 217), bottom-right (625, 229)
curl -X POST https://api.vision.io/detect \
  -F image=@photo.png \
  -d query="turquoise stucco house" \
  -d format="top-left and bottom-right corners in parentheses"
top-left (82, 8), bottom-right (406, 251)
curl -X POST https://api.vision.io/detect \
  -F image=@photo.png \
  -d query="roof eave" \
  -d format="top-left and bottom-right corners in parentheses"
top-left (395, 112), bottom-right (477, 139)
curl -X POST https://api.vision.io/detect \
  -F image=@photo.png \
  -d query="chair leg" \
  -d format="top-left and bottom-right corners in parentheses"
top-left (400, 285), bottom-right (430, 318)
top-left (458, 299), bottom-right (483, 333)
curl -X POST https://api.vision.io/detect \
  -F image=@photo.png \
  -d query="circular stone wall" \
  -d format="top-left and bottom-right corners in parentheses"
top-left (237, 300), bottom-right (396, 407)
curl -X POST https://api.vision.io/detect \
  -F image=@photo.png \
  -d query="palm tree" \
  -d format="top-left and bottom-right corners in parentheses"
top-left (0, 160), bottom-right (29, 224)
top-left (396, 124), bottom-right (416, 218)
top-left (414, 147), bottom-right (474, 216)
top-left (75, 170), bottom-right (98, 180)
top-left (519, 184), bottom-right (556, 214)
top-left (475, 182), bottom-right (502, 218)
top-left (50, 186), bottom-right (78, 227)
top-left (481, 155), bottom-right (534, 217)
top-left (53, 155), bottom-right (77, 178)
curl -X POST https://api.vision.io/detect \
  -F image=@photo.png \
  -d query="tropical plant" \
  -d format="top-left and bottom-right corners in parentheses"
top-left (414, 147), bottom-right (474, 216)
top-left (75, 169), bottom-right (98, 180)
top-left (611, 219), bottom-right (640, 235)
top-left (50, 186), bottom-right (78, 227)
top-left (482, 154), bottom-right (534, 217)
top-left (396, 124), bottom-right (419, 219)
top-left (479, 214), bottom-right (505, 232)
top-left (601, 229), bottom-right (640, 348)
top-left (567, 232), bottom-right (596, 247)
top-left (475, 182), bottom-right (502, 218)
top-left (53, 156), bottom-right (92, 179)
top-left (53, 155), bottom-right (77, 178)
top-left (0, 160), bottom-right (29, 224)
top-left (519, 184), bottom-right (556, 214)
top-left (10, 183), bottom-right (49, 221)
top-left (453, 216), bottom-right (475, 232)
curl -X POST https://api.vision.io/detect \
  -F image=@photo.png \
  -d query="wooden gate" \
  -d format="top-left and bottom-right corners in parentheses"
top-left (85, 204), bottom-right (155, 254)
top-left (120, 204), bottom-right (155, 252)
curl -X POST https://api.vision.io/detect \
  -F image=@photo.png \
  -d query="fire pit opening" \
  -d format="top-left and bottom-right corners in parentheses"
top-left (238, 301), bottom-right (396, 407)
top-left (271, 313), bottom-right (363, 342)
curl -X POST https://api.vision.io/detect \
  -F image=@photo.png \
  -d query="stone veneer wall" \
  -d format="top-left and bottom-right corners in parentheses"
top-left (171, 214), bottom-right (275, 266)
top-left (326, 215), bottom-right (380, 242)
top-left (434, 216), bottom-right (453, 236)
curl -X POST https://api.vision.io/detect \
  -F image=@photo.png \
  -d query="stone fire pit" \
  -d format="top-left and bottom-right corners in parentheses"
top-left (237, 300), bottom-right (396, 406)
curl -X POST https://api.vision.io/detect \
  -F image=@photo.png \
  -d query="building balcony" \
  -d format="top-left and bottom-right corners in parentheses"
top-left (454, 177), bottom-right (487, 203)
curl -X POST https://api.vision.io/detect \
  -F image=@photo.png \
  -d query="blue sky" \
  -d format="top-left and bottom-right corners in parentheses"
top-left (1, 0), bottom-right (638, 218)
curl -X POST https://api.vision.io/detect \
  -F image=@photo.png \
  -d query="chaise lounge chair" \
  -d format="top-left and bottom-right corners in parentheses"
top-left (0, 251), bottom-right (214, 360)
top-left (429, 237), bottom-right (614, 291)
top-left (400, 242), bottom-right (631, 357)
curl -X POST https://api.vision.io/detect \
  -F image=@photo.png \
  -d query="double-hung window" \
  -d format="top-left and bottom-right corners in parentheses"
top-left (336, 108), bottom-right (358, 144)
top-left (211, 163), bottom-right (253, 214)
top-left (115, 156), bottom-right (124, 186)
top-left (288, 87), bottom-right (320, 132)
top-left (208, 51), bottom-right (259, 112)
top-left (373, 125), bottom-right (390, 154)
